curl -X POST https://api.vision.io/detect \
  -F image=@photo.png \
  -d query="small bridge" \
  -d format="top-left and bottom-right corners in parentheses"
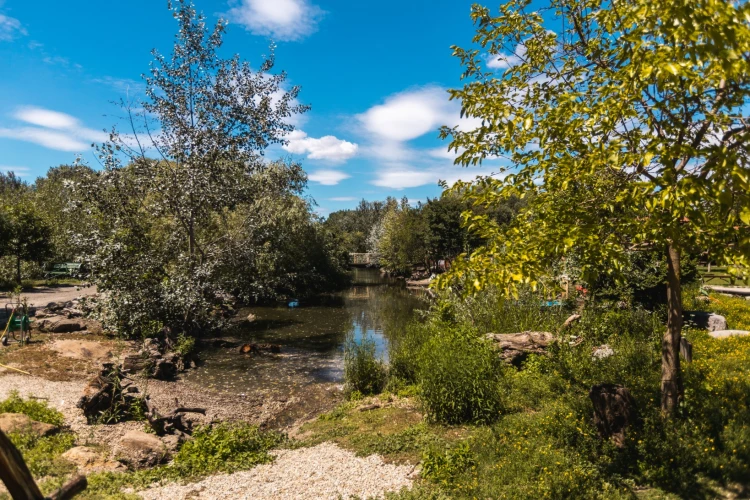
top-left (349, 253), bottom-right (373, 267)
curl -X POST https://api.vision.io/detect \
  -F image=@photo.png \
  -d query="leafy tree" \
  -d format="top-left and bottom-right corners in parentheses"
top-left (1, 203), bottom-right (53, 285)
top-left (33, 164), bottom-right (98, 262)
top-left (326, 198), bottom-right (398, 253)
top-left (372, 199), bottom-right (429, 275)
top-left (85, 0), bottom-right (307, 336)
top-left (441, 0), bottom-right (750, 413)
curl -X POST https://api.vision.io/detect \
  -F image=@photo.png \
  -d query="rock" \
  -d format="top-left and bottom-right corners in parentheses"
top-left (160, 434), bottom-right (183, 454)
top-left (39, 318), bottom-right (86, 333)
top-left (562, 314), bottom-right (581, 329)
top-left (485, 331), bottom-right (556, 365)
top-left (238, 343), bottom-right (282, 354)
top-left (247, 313), bottom-right (257, 322)
top-left (46, 301), bottom-right (64, 311)
top-left (592, 344), bottom-right (615, 360)
top-left (589, 383), bottom-right (638, 448)
top-left (116, 430), bottom-right (168, 467)
top-left (62, 308), bottom-right (84, 318)
top-left (709, 330), bottom-right (750, 339)
top-left (61, 446), bottom-right (126, 473)
top-left (684, 311), bottom-right (727, 331)
top-left (0, 413), bottom-right (58, 437)
top-left (153, 356), bottom-right (178, 381)
top-left (122, 354), bottom-right (153, 374)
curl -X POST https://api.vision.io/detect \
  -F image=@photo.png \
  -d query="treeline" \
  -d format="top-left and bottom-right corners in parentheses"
top-left (325, 194), bottom-right (524, 276)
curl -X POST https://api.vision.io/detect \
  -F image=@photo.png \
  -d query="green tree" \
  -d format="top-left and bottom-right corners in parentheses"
top-left (1, 203), bottom-right (53, 285)
top-left (441, 0), bottom-right (750, 414)
top-left (84, 0), bottom-right (307, 336)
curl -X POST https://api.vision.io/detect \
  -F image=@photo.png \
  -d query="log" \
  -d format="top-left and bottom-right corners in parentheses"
top-left (48, 475), bottom-right (87, 500)
top-left (0, 428), bottom-right (44, 499)
top-left (589, 383), bottom-right (638, 448)
top-left (485, 331), bottom-right (556, 365)
top-left (238, 343), bottom-right (281, 354)
top-left (144, 400), bottom-right (206, 436)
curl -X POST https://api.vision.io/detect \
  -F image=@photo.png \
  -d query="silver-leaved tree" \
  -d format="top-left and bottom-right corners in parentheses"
top-left (83, 0), bottom-right (308, 337)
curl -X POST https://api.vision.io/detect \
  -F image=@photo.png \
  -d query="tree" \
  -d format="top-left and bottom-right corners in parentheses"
top-left (1, 203), bottom-right (53, 285)
top-left (85, 0), bottom-right (307, 336)
top-left (441, 0), bottom-right (750, 414)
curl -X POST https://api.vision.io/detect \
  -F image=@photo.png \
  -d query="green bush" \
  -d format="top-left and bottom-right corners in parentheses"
top-left (344, 333), bottom-right (388, 396)
top-left (417, 325), bottom-right (503, 424)
top-left (169, 422), bottom-right (285, 476)
top-left (0, 391), bottom-right (65, 426)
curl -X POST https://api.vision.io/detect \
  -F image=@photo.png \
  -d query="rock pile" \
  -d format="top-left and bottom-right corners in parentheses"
top-left (122, 338), bottom-right (193, 381)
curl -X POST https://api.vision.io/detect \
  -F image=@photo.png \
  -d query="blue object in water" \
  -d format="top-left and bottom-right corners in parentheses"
top-left (288, 300), bottom-right (299, 308)
top-left (542, 300), bottom-right (562, 307)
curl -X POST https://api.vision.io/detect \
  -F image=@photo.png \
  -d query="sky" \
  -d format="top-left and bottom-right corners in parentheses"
top-left (0, 0), bottom-right (509, 215)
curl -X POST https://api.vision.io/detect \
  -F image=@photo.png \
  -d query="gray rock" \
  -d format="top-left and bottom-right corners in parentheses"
top-left (0, 413), bottom-right (58, 437)
top-left (39, 318), bottom-right (86, 333)
top-left (709, 330), bottom-right (750, 339)
top-left (247, 313), bottom-right (257, 323)
top-left (684, 311), bottom-right (727, 332)
top-left (116, 430), bottom-right (168, 468)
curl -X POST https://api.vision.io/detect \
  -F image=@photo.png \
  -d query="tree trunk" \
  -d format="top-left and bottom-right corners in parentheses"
top-left (662, 243), bottom-right (683, 415)
top-left (15, 254), bottom-right (21, 285)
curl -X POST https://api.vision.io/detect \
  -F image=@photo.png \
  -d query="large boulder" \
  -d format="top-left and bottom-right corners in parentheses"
top-left (709, 330), bottom-right (750, 339)
top-left (116, 430), bottom-right (168, 468)
top-left (61, 446), bottom-right (126, 473)
top-left (589, 383), bottom-right (638, 448)
top-left (485, 331), bottom-right (556, 365)
top-left (0, 413), bottom-right (58, 437)
top-left (684, 311), bottom-right (727, 332)
top-left (39, 318), bottom-right (86, 333)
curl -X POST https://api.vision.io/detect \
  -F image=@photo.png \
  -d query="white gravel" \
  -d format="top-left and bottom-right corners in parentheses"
top-left (142, 442), bottom-right (414, 500)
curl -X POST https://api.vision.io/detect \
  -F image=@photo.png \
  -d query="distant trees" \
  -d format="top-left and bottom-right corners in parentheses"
top-left (0, 172), bottom-right (53, 285)
top-left (327, 193), bottom-right (523, 276)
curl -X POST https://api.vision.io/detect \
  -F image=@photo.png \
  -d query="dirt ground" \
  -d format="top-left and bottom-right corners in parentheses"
top-left (0, 284), bottom-right (97, 309)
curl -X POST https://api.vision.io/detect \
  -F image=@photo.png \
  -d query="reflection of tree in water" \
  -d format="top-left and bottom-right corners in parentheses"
top-left (344, 280), bottom-right (424, 342)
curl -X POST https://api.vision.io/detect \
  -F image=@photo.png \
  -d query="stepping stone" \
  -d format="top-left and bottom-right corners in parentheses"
top-left (708, 330), bottom-right (750, 339)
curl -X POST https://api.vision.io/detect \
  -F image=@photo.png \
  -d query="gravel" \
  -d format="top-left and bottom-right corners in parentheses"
top-left (142, 442), bottom-right (415, 500)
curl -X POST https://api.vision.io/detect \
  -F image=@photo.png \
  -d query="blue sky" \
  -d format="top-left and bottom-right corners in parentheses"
top-left (0, 0), bottom-right (505, 215)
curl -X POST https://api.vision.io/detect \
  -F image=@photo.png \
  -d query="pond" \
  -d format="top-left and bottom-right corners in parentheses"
top-left (181, 268), bottom-right (425, 407)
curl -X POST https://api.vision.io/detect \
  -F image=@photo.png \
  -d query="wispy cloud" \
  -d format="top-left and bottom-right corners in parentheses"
top-left (0, 10), bottom-right (25, 41)
top-left (283, 129), bottom-right (358, 163)
top-left (91, 76), bottom-right (146, 96)
top-left (308, 169), bottom-right (350, 186)
top-left (329, 196), bottom-right (356, 202)
top-left (227, 0), bottom-right (324, 41)
top-left (0, 165), bottom-right (31, 176)
top-left (0, 106), bottom-right (107, 152)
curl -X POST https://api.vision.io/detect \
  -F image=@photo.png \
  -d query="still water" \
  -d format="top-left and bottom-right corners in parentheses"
top-left (181, 268), bottom-right (424, 399)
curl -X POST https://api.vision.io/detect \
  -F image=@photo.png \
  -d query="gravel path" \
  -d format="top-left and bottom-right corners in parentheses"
top-left (142, 442), bottom-right (414, 500)
top-left (0, 284), bottom-right (97, 308)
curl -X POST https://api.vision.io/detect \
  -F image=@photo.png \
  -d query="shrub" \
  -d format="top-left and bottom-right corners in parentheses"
top-left (169, 423), bottom-right (285, 476)
top-left (0, 391), bottom-right (65, 426)
top-left (344, 333), bottom-right (388, 396)
top-left (417, 325), bottom-right (503, 424)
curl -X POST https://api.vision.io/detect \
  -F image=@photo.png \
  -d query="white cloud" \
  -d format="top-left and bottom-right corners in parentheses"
top-left (91, 76), bottom-right (146, 96)
top-left (0, 12), bottom-right (25, 41)
top-left (329, 196), bottom-right (356, 202)
top-left (283, 129), bottom-right (358, 163)
top-left (371, 164), bottom-right (494, 190)
top-left (227, 0), bottom-right (324, 41)
top-left (0, 106), bottom-right (108, 152)
top-left (15, 107), bottom-right (79, 129)
top-left (357, 86), bottom-right (453, 142)
top-left (485, 42), bottom-right (527, 70)
top-left (308, 169), bottom-right (350, 186)
top-left (0, 165), bottom-right (31, 176)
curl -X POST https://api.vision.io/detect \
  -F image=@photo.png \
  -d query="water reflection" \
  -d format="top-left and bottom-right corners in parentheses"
top-left (181, 268), bottom-right (424, 397)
